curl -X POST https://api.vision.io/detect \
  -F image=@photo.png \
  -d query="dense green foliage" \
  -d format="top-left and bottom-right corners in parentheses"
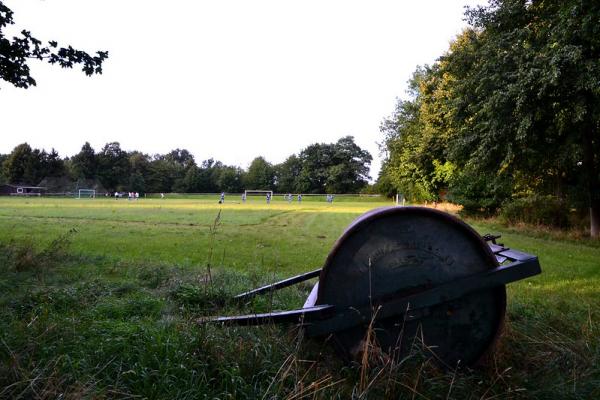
top-left (379, 0), bottom-right (600, 235)
top-left (499, 195), bottom-right (571, 228)
top-left (0, 136), bottom-right (371, 194)
top-left (0, 197), bottom-right (599, 398)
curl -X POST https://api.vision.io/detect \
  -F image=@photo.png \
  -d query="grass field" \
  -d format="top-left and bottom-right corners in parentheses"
top-left (1, 196), bottom-right (599, 399)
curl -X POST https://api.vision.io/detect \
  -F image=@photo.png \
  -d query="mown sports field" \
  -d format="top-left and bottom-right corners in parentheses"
top-left (1, 196), bottom-right (599, 399)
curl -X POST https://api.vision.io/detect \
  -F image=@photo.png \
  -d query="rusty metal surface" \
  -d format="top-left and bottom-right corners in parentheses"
top-left (315, 206), bottom-right (507, 367)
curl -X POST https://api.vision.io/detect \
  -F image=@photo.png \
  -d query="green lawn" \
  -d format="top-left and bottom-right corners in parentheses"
top-left (0, 196), bottom-right (392, 272)
top-left (0, 196), bottom-right (598, 399)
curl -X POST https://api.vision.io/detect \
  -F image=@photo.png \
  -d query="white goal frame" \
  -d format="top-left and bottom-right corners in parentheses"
top-left (244, 190), bottom-right (273, 197)
top-left (77, 189), bottom-right (96, 199)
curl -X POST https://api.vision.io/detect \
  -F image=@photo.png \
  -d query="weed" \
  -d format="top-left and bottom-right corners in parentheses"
top-left (0, 228), bottom-right (76, 276)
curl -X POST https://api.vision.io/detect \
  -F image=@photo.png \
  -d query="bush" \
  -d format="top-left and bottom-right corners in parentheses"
top-left (0, 228), bottom-right (76, 274)
top-left (447, 170), bottom-right (512, 218)
top-left (499, 195), bottom-right (571, 228)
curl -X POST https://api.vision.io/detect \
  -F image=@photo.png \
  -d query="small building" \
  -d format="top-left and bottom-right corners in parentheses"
top-left (0, 184), bottom-right (47, 196)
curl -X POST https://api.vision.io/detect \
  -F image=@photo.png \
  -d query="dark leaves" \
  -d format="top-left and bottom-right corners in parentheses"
top-left (0, 0), bottom-right (108, 88)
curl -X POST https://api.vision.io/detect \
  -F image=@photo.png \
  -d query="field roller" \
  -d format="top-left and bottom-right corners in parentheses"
top-left (202, 207), bottom-right (541, 367)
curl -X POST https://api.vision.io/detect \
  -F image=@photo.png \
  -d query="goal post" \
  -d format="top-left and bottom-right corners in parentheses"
top-left (244, 190), bottom-right (273, 199)
top-left (77, 189), bottom-right (96, 199)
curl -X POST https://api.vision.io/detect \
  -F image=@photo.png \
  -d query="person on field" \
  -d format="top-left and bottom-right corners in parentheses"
top-left (114, 191), bottom-right (119, 199)
top-left (219, 192), bottom-right (225, 204)
top-left (266, 192), bottom-right (271, 204)
top-left (135, 192), bottom-right (139, 200)
top-left (242, 192), bottom-right (246, 203)
top-left (287, 193), bottom-right (292, 203)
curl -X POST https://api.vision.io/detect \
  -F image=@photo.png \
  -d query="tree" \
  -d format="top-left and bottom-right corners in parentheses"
top-left (146, 156), bottom-right (177, 193)
top-left (194, 158), bottom-right (221, 192)
top-left (444, 0), bottom-right (600, 236)
top-left (379, 69), bottom-right (440, 202)
top-left (0, 1), bottom-right (107, 88)
top-left (71, 142), bottom-right (97, 179)
top-left (96, 142), bottom-right (129, 191)
top-left (173, 165), bottom-right (201, 193)
top-left (295, 137), bottom-right (372, 194)
top-left (2, 143), bottom-right (34, 183)
top-left (44, 148), bottom-right (65, 177)
top-left (128, 151), bottom-right (151, 193)
top-left (165, 149), bottom-right (195, 168)
top-left (326, 136), bottom-right (372, 193)
top-left (296, 143), bottom-right (335, 193)
top-left (217, 166), bottom-right (244, 193)
top-left (245, 157), bottom-right (275, 190)
top-left (275, 155), bottom-right (303, 193)
top-left (0, 153), bottom-right (7, 183)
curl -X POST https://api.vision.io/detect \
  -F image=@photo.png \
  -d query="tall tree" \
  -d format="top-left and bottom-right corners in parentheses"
top-left (275, 155), bottom-right (302, 193)
top-left (44, 148), bottom-right (65, 177)
top-left (326, 136), bottom-right (372, 193)
top-left (0, 153), bottom-right (7, 183)
top-left (2, 143), bottom-right (34, 183)
top-left (217, 166), bottom-right (244, 193)
top-left (296, 143), bottom-right (335, 193)
top-left (245, 156), bottom-right (275, 190)
top-left (96, 142), bottom-right (129, 191)
top-left (445, 0), bottom-right (600, 236)
top-left (71, 142), bottom-right (97, 179)
top-left (0, 143), bottom-right (55, 184)
top-left (0, 1), bottom-right (107, 88)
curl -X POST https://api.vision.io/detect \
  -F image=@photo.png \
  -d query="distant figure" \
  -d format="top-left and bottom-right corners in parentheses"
top-left (297, 194), bottom-right (302, 203)
top-left (266, 192), bottom-right (271, 204)
top-left (219, 192), bottom-right (225, 204)
top-left (160, 193), bottom-right (165, 199)
top-left (241, 192), bottom-right (246, 203)
top-left (287, 193), bottom-right (292, 203)
top-left (114, 191), bottom-right (118, 200)
top-left (135, 192), bottom-right (139, 200)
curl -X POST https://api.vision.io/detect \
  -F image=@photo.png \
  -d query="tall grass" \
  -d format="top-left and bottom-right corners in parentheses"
top-left (0, 198), bottom-right (599, 398)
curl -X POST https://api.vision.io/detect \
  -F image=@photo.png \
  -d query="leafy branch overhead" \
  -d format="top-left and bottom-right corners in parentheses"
top-left (0, 1), bottom-right (108, 88)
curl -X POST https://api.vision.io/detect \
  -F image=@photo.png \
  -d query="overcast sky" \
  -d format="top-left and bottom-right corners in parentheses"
top-left (1, 0), bottom-right (485, 180)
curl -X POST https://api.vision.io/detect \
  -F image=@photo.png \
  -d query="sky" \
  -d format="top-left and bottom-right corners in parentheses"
top-left (0, 0), bottom-right (486, 181)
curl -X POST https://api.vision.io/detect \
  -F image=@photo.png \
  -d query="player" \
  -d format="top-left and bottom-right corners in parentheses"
top-left (219, 192), bottom-right (225, 204)
top-left (241, 192), bottom-right (246, 203)
top-left (297, 194), bottom-right (302, 203)
top-left (287, 193), bottom-right (292, 203)
top-left (266, 192), bottom-right (271, 204)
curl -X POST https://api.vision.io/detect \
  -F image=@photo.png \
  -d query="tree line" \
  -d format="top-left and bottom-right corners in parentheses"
top-left (0, 136), bottom-right (372, 194)
top-left (377, 0), bottom-right (600, 237)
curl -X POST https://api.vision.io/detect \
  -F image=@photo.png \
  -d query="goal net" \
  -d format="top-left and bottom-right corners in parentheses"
top-left (77, 189), bottom-right (96, 199)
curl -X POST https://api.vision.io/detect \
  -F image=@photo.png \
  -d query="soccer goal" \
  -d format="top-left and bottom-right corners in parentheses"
top-left (77, 189), bottom-right (96, 199)
top-left (244, 190), bottom-right (273, 199)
